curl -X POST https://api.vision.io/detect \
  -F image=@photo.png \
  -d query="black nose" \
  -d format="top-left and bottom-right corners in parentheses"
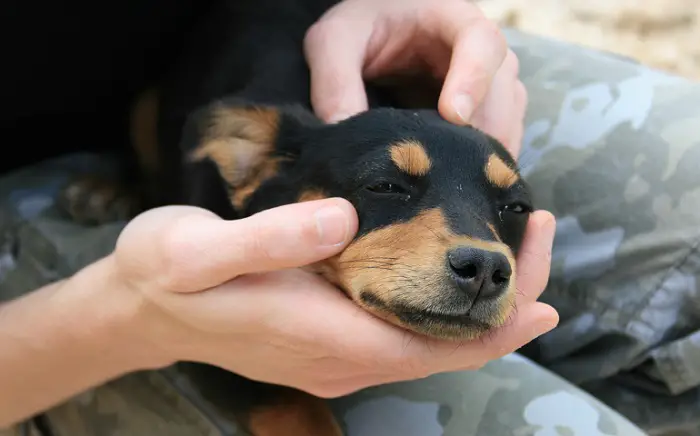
top-left (447, 247), bottom-right (512, 299)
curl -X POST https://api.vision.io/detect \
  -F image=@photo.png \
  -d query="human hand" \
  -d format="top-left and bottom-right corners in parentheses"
top-left (111, 199), bottom-right (557, 398)
top-left (304, 0), bottom-right (526, 156)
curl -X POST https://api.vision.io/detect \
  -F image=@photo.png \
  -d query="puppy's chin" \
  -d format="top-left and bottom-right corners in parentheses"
top-left (354, 290), bottom-right (516, 342)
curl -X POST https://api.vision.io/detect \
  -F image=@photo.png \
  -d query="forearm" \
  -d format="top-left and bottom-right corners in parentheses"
top-left (0, 256), bottom-right (157, 428)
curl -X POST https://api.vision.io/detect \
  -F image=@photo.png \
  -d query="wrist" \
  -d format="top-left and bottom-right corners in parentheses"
top-left (0, 255), bottom-right (174, 426)
top-left (59, 254), bottom-right (176, 372)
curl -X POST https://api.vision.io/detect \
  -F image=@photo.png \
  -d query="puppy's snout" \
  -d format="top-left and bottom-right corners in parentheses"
top-left (447, 247), bottom-right (512, 299)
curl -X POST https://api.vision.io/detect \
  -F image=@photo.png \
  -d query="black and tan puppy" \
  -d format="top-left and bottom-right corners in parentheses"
top-left (59, 0), bottom-right (533, 434)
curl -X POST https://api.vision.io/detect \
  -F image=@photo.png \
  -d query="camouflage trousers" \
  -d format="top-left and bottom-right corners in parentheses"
top-left (2, 28), bottom-right (700, 435)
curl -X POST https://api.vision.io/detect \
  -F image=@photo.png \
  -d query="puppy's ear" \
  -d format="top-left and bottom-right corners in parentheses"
top-left (186, 102), bottom-right (317, 209)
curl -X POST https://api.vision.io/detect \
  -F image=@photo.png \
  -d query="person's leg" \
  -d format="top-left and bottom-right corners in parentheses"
top-left (507, 29), bottom-right (700, 433)
top-left (326, 354), bottom-right (646, 436)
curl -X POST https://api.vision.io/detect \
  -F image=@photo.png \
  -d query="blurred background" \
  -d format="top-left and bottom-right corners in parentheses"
top-left (475, 0), bottom-right (700, 80)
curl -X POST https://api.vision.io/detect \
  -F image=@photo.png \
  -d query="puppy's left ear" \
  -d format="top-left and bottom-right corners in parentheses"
top-left (185, 101), bottom-right (318, 209)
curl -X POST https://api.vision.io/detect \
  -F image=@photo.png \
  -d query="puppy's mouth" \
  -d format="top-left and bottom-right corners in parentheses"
top-left (392, 306), bottom-right (490, 329)
top-left (359, 291), bottom-right (497, 340)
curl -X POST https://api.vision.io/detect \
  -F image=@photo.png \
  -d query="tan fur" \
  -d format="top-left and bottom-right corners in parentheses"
top-left (247, 390), bottom-right (343, 436)
top-left (231, 157), bottom-right (287, 210)
top-left (189, 106), bottom-right (280, 188)
top-left (389, 140), bottom-right (432, 177)
top-left (188, 106), bottom-right (283, 210)
top-left (485, 153), bottom-right (519, 188)
top-left (297, 189), bottom-right (328, 203)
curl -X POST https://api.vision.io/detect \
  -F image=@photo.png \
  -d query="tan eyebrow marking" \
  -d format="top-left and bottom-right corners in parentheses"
top-left (389, 140), bottom-right (432, 176)
top-left (485, 153), bottom-right (518, 188)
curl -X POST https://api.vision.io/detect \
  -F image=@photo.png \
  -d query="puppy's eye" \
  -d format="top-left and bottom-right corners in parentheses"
top-left (501, 202), bottom-right (531, 215)
top-left (366, 182), bottom-right (408, 195)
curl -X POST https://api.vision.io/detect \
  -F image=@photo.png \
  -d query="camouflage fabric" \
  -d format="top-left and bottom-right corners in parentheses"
top-left (508, 29), bottom-right (700, 436)
top-left (3, 27), bottom-right (699, 435)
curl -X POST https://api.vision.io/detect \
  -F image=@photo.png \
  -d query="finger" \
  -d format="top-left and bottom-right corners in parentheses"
top-left (514, 210), bottom-right (556, 304)
top-left (446, 302), bottom-right (558, 371)
top-left (431, 4), bottom-right (508, 124)
top-left (468, 49), bottom-right (520, 149)
top-left (304, 19), bottom-right (372, 123)
top-left (508, 80), bottom-right (528, 159)
top-left (158, 198), bottom-right (358, 292)
top-left (310, 302), bottom-right (558, 393)
top-left (462, 301), bottom-right (559, 364)
top-left (385, 301), bottom-right (558, 378)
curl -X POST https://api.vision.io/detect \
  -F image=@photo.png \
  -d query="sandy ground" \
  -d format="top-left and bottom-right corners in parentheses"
top-left (474, 0), bottom-right (700, 80)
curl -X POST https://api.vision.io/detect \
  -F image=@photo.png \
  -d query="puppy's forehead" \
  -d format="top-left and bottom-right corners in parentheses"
top-left (341, 109), bottom-right (519, 187)
top-left (383, 136), bottom-right (519, 190)
top-left (415, 124), bottom-right (520, 188)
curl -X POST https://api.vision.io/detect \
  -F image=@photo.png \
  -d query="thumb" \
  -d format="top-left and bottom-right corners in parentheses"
top-left (304, 20), bottom-right (372, 123)
top-left (135, 199), bottom-right (358, 292)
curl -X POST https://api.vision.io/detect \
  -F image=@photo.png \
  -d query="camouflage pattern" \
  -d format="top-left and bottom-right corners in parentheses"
top-left (508, 28), bottom-right (700, 436)
top-left (3, 27), bottom-right (699, 435)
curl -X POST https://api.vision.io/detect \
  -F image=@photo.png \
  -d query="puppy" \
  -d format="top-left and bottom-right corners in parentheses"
top-left (59, 0), bottom-right (533, 434)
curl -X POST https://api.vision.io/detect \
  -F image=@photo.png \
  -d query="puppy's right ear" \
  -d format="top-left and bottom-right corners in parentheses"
top-left (184, 101), bottom-right (319, 211)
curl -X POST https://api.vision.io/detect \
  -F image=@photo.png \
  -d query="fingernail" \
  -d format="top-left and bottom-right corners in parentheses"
top-left (314, 206), bottom-right (350, 246)
top-left (452, 94), bottom-right (474, 124)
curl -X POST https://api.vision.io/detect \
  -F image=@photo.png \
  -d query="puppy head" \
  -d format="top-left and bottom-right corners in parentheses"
top-left (186, 100), bottom-right (533, 341)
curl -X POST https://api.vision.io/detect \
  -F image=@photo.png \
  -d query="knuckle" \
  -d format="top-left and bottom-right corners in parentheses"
top-left (303, 21), bottom-right (324, 49)
top-left (484, 20), bottom-right (505, 43)
top-left (505, 49), bottom-right (520, 77)
top-left (473, 18), bottom-right (507, 57)
top-left (304, 18), bottom-right (341, 54)
top-left (516, 80), bottom-right (528, 107)
top-left (245, 218), bottom-right (276, 264)
top-left (160, 216), bottom-right (196, 261)
top-left (157, 217), bottom-right (200, 287)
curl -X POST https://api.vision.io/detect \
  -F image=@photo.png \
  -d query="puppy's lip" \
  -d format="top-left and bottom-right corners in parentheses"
top-left (391, 305), bottom-right (483, 327)
top-left (359, 291), bottom-right (491, 328)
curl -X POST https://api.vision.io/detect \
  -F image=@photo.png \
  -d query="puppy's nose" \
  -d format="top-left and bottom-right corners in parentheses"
top-left (447, 247), bottom-right (512, 299)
